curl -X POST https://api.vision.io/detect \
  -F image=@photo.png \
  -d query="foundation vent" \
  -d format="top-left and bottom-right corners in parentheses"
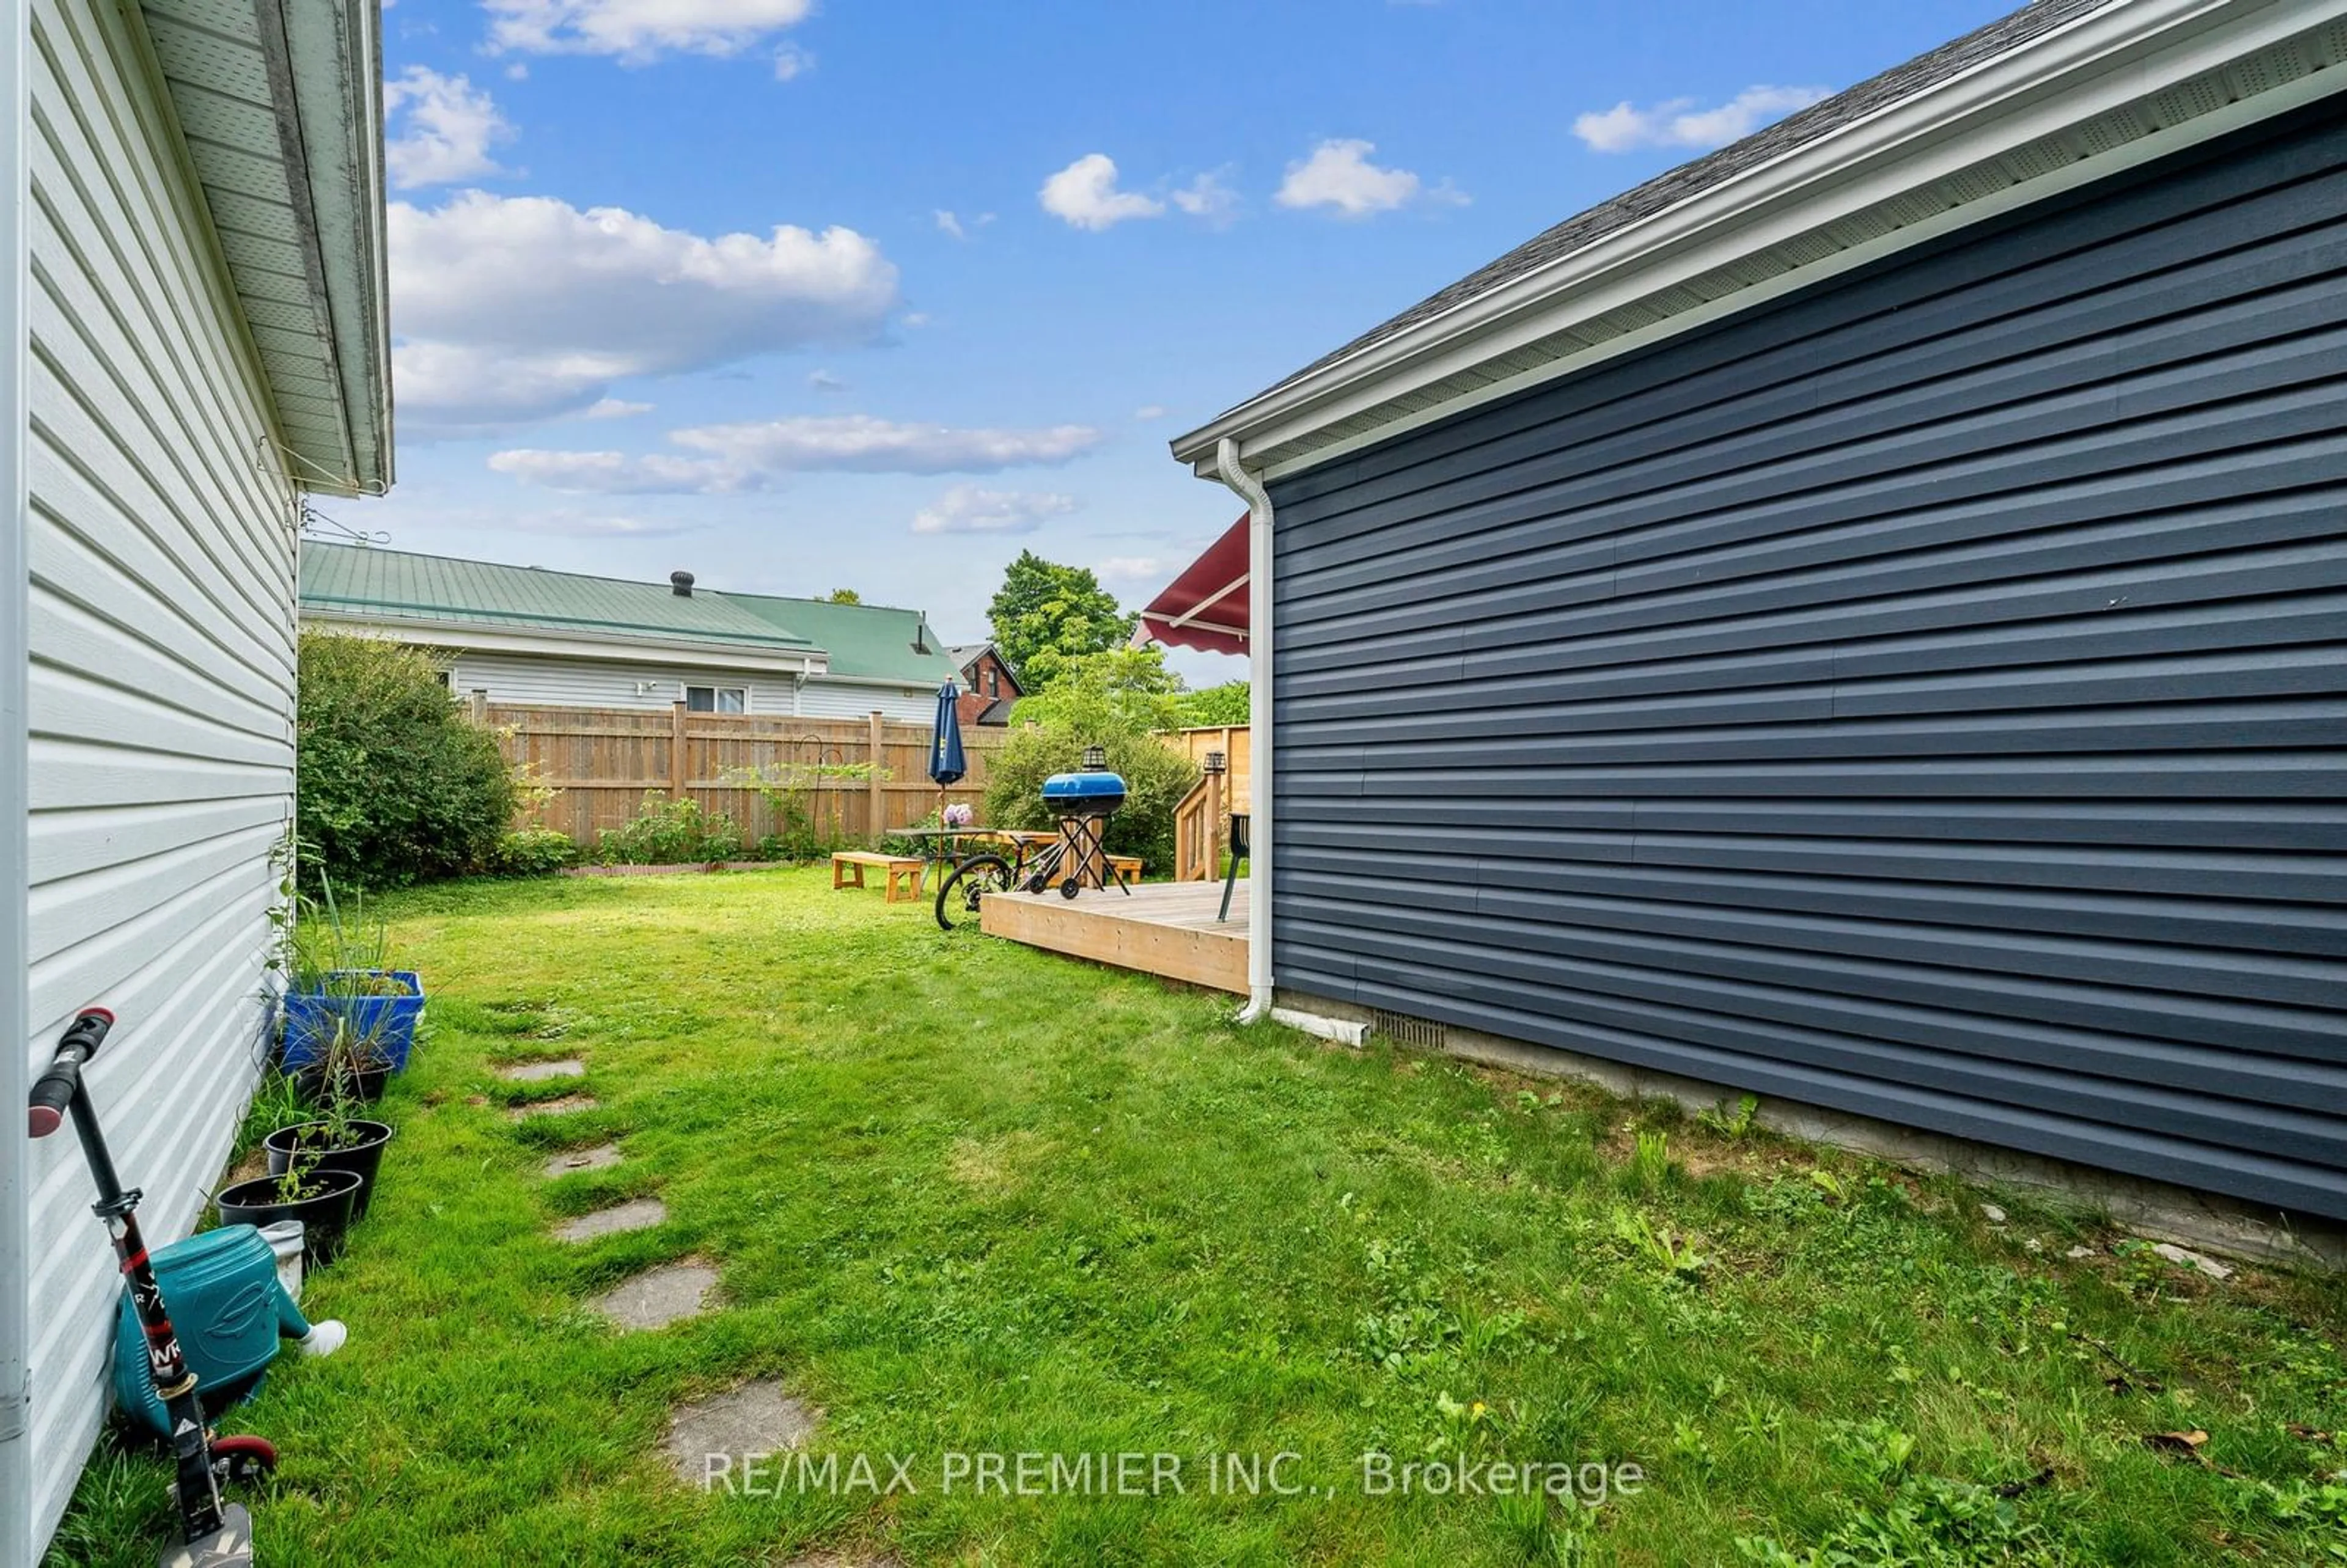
top-left (1370, 1009), bottom-right (1447, 1050)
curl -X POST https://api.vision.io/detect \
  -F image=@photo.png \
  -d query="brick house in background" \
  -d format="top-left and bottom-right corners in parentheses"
top-left (949, 643), bottom-right (1023, 726)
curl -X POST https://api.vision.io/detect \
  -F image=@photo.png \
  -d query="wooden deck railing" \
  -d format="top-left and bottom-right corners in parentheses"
top-left (1167, 725), bottom-right (1247, 881)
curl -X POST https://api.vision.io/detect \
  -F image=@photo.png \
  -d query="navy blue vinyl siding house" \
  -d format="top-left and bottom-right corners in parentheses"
top-left (1174, 0), bottom-right (2347, 1226)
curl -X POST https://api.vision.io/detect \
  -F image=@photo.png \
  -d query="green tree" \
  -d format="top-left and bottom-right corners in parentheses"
top-left (1014, 645), bottom-right (1182, 736)
top-left (982, 645), bottom-right (1194, 873)
top-left (1175, 680), bottom-right (1249, 727)
top-left (297, 632), bottom-right (516, 886)
top-left (986, 551), bottom-right (1134, 688)
top-left (825, 587), bottom-right (862, 604)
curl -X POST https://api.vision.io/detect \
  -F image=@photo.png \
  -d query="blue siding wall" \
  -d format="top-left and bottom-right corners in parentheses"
top-left (1268, 109), bottom-right (2347, 1220)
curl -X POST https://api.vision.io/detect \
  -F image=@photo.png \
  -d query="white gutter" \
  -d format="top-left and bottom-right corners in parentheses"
top-left (1208, 438), bottom-right (1274, 1022)
top-left (0, 0), bottom-right (32, 1555)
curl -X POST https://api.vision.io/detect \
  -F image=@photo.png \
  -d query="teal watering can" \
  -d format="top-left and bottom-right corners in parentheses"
top-left (111, 1225), bottom-right (340, 1440)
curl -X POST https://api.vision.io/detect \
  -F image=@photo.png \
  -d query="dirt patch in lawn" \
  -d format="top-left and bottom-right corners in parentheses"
top-left (946, 1130), bottom-right (1054, 1197)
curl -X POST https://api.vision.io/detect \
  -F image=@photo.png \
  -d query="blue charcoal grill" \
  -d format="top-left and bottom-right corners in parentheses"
top-left (1040, 764), bottom-right (1129, 899)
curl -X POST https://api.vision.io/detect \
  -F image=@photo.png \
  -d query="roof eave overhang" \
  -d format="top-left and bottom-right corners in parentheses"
top-left (1174, 0), bottom-right (2347, 482)
top-left (301, 607), bottom-right (826, 675)
top-left (268, 0), bottom-right (394, 497)
top-left (134, 0), bottom-right (393, 499)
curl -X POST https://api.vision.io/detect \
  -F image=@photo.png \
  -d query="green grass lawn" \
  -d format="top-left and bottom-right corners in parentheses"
top-left (51, 868), bottom-right (2347, 1566)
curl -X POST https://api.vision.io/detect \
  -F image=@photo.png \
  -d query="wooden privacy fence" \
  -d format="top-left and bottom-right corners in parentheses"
top-left (479, 700), bottom-right (1004, 849)
top-left (1168, 725), bottom-right (1251, 882)
top-left (1168, 725), bottom-right (1249, 809)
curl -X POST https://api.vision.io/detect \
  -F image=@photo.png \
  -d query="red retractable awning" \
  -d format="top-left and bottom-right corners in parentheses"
top-left (1132, 513), bottom-right (1249, 656)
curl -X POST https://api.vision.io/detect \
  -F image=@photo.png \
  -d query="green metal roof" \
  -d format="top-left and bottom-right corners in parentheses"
top-left (729, 593), bottom-right (963, 685)
top-left (299, 544), bottom-right (971, 683)
top-left (299, 543), bottom-right (815, 653)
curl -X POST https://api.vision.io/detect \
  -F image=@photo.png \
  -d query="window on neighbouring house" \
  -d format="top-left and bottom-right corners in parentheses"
top-left (986, 667), bottom-right (999, 698)
top-left (685, 685), bottom-right (746, 713)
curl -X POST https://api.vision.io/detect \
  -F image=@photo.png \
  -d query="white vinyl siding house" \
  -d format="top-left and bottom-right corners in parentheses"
top-left (2, 0), bottom-right (391, 1555)
top-left (301, 544), bottom-right (964, 726)
top-left (432, 652), bottom-right (939, 722)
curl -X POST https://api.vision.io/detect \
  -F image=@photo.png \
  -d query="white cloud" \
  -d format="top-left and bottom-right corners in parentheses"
top-left (1275, 139), bottom-right (1459, 218)
top-left (1133, 405), bottom-right (1168, 420)
top-left (911, 485), bottom-right (1078, 535)
top-left (389, 191), bottom-right (897, 430)
top-left (491, 415), bottom-right (1103, 493)
top-left (772, 40), bottom-right (812, 79)
top-left (677, 416), bottom-right (1100, 474)
top-left (381, 68), bottom-right (513, 189)
top-left (1094, 555), bottom-right (1172, 584)
top-left (1572, 85), bottom-right (1833, 153)
top-left (495, 509), bottom-right (700, 538)
top-left (485, 0), bottom-right (812, 61)
top-left (1169, 169), bottom-right (1238, 227)
top-left (933, 209), bottom-right (994, 241)
top-left (1040, 153), bottom-right (1164, 231)
top-left (485, 448), bottom-right (736, 493)
top-left (582, 397), bottom-right (651, 419)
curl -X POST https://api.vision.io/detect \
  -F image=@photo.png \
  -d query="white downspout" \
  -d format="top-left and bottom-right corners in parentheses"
top-left (1210, 438), bottom-right (1274, 1022)
top-left (0, 0), bottom-right (33, 1552)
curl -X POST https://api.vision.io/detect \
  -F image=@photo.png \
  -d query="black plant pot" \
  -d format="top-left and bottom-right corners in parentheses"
top-left (214, 1168), bottom-right (363, 1266)
top-left (265, 1119), bottom-right (392, 1221)
top-left (294, 1062), bottom-right (389, 1106)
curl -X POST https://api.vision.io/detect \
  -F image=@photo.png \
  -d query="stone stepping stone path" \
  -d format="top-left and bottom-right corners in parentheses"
top-left (508, 1094), bottom-right (597, 1122)
top-left (554, 1197), bottom-right (666, 1242)
top-left (592, 1258), bottom-right (717, 1330)
top-left (665, 1380), bottom-right (823, 1483)
top-left (498, 1058), bottom-right (586, 1082)
top-left (542, 1143), bottom-right (623, 1178)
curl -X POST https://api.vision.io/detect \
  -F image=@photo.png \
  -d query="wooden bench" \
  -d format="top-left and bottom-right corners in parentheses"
top-left (831, 851), bottom-right (926, 903)
top-left (1040, 853), bottom-right (1143, 890)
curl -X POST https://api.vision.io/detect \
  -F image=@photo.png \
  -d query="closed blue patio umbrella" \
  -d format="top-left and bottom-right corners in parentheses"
top-left (929, 680), bottom-right (966, 788)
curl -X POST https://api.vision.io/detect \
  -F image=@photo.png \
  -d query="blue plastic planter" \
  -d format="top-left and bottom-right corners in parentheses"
top-left (281, 969), bottom-right (425, 1072)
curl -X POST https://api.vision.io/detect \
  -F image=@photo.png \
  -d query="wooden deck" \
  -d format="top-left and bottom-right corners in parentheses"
top-left (980, 879), bottom-right (1248, 994)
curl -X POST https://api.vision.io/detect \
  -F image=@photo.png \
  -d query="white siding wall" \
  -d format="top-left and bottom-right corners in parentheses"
top-left (24, 0), bottom-right (296, 1544)
top-left (439, 651), bottom-right (936, 723)
top-left (796, 680), bottom-right (934, 723)
top-left (445, 652), bottom-right (795, 714)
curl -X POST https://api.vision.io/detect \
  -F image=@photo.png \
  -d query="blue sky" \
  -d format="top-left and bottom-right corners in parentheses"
top-left (356, 0), bottom-right (2015, 684)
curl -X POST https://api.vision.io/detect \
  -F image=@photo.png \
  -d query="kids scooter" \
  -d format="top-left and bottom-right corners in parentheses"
top-left (29, 1008), bottom-right (276, 1568)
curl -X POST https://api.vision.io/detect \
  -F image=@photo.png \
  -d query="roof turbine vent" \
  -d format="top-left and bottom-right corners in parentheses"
top-left (670, 570), bottom-right (695, 598)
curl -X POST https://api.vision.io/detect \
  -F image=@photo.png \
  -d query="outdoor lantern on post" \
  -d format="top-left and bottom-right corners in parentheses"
top-left (1202, 750), bottom-right (1227, 882)
top-left (1082, 744), bottom-right (1107, 771)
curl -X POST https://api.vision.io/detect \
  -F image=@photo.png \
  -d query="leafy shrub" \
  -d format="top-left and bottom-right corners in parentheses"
top-left (595, 793), bottom-right (743, 865)
top-left (983, 727), bottom-right (1197, 874)
top-left (491, 826), bottom-right (579, 876)
top-left (718, 760), bottom-right (871, 860)
top-left (297, 631), bottom-right (516, 886)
